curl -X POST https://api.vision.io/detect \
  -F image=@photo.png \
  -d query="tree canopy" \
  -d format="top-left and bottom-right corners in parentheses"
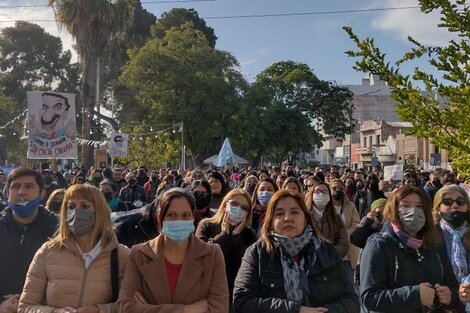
top-left (120, 21), bottom-right (246, 162)
top-left (237, 61), bottom-right (354, 164)
top-left (344, 0), bottom-right (470, 175)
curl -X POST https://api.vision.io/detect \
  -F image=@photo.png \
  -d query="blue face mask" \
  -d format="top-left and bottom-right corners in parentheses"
top-left (162, 220), bottom-right (195, 245)
top-left (8, 196), bottom-right (42, 218)
top-left (257, 191), bottom-right (273, 207)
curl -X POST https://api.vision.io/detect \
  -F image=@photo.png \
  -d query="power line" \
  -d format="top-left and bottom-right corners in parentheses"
top-left (0, 0), bottom-right (217, 9)
top-left (0, 6), bottom-right (421, 22)
top-left (203, 6), bottom-right (421, 19)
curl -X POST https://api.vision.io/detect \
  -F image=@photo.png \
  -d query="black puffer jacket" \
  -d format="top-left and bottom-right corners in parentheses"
top-left (0, 206), bottom-right (58, 298)
top-left (360, 222), bottom-right (462, 313)
top-left (233, 238), bottom-right (359, 313)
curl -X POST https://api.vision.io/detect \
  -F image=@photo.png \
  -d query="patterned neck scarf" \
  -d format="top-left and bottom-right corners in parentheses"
top-left (390, 222), bottom-right (423, 250)
top-left (440, 219), bottom-right (468, 282)
top-left (271, 226), bottom-right (321, 302)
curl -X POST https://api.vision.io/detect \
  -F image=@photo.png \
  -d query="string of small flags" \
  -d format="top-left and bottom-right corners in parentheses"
top-left (76, 138), bottom-right (108, 148)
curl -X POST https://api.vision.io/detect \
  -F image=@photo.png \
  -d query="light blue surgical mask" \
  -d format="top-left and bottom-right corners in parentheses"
top-left (162, 220), bottom-right (195, 245)
top-left (257, 191), bottom-right (273, 207)
top-left (8, 196), bottom-right (42, 218)
top-left (227, 206), bottom-right (248, 225)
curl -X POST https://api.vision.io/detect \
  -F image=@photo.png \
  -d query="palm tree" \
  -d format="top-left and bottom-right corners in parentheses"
top-left (48, 0), bottom-right (133, 169)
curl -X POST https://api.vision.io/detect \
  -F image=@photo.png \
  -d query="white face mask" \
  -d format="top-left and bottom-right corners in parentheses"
top-left (313, 193), bottom-right (330, 208)
top-left (226, 206), bottom-right (248, 225)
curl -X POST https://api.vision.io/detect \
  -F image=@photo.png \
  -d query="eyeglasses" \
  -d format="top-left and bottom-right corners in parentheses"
top-left (313, 191), bottom-right (328, 195)
top-left (228, 200), bottom-right (250, 212)
top-left (442, 197), bottom-right (467, 206)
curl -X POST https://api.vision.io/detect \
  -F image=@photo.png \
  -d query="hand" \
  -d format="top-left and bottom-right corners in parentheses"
top-left (54, 307), bottom-right (78, 313)
top-left (133, 291), bottom-right (148, 304)
top-left (0, 294), bottom-right (19, 313)
top-left (435, 284), bottom-right (451, 305)
top-left (366, 210), bottom-right (377, 220)
top-left (183, 299), bottom-right (208, 313)
top-left (232, 219), bottom-right (245, 235)
top-left (419, 282), bottom-right (436, 308)
top-left (77, 306), bottom-right (99, 313)
top-left (299, 306), bottom-right (328, 313)
top-left (221, 212), bottom-right (229, 234)
top-left (459, 283), bottom-right (470, 303)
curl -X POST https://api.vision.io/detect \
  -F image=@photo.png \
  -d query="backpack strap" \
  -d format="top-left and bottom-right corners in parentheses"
top-left (111, 247), bottom-right (119, 302)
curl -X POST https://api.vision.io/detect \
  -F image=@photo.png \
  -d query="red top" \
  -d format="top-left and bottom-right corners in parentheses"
top-left (165, 258), bottom-right (183, 299)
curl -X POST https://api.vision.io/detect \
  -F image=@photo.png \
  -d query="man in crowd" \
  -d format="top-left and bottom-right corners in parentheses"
top-left (0, 168), bottom-right (58, 313)
top-left (119, 172), bottom-right (147, 207)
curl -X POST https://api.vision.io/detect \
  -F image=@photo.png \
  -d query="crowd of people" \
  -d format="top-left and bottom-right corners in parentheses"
top-left (0, 161), bottom-right (469, 313)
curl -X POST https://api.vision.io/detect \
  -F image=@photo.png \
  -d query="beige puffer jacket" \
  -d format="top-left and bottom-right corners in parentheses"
top-left (18, 235), bottom-right (129, 313)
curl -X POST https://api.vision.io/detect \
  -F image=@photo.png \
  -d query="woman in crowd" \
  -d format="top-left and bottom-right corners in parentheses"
top-left (233, 189), bottom-right (359, 313)
top-left (156, 174), bottom-right (174, 198)
top-left (402, 172), bottom-right (418, 187)
top-left (354, 173), bottom-right (386, 218)
top-left (330, 179), bottom-right (360, 279)
top-left (360, 185), bottom-right (461, 313)
top-left (45, 188), bottom-right (65, 213)
top-left (242, 174), bottom-right (258, 196)
top-left (117, 188), bottom-right (228, 313)
top-left (276, 173), bottom-right (288, 190)
top-left (196, 188), bottom-right (257, 309)
top-left (208, 172), bottom-right (229, 210)
top-left (432, 184), bottom-right (470, 310)
top-left (100, 180), bottom-right (135, 212)
top-left (305, 181), bottom-right (349, 258)
top-left (258, 169), bottom-right (270, 181)
top-left (71, 172), bottom-right (86, 185)
top-left (190, 179), bottom-right (214, 227)
top-left (344, 176), bottom-right (357, 202)
top-left (19, 184), bottom-right (129, 313)
top-left (282, 177), bottom-right (304, 195)
top-left (252, 177), bottom-right (279, 234)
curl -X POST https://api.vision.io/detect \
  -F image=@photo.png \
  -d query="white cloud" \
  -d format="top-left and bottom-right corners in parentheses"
top-left (370, 0), bottom-right (457, 46)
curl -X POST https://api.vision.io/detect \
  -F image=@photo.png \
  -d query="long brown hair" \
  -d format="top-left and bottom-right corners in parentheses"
top-left (261, 190), bottom-right (319, 255)
top-left (433, 184), bottom-right (470, 249)
top-left (383, 185), bottom-right (440, 248)
top-left (47, 184), bottom-right (114, 249)
top-left (206, 188), bottom-right (253, 227)
top-left (305, 182), bottom-right (344, 240)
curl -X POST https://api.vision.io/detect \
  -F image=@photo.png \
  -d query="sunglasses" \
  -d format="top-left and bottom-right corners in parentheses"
top-left (228, 200), bottom-right (250, 212)
top-left (442, 197), bottom-right (467, 206)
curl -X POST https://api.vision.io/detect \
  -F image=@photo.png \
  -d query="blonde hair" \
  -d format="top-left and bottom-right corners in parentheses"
top-left (206, 188), bottom-right (253, 227)
top-left (47, 184), bottom-right (114, 249)
top-left (45, 188), bottom-right (66, 208)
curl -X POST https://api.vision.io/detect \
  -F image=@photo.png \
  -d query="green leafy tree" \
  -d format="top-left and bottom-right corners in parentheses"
top-left (151, 8), bottom-right (217, 48)
top-left (115, 127), bottom-right (180, 168)
top-left (0, 21), bottom-right (79, 103)
top-left (237, 61), bottom-right (353, 164)
top-left (344, 0), bottom-right (470, 175)
top-left (49, 0), bottom-right (134, 169)
top-left (120, 21), bottom-right (247, 162)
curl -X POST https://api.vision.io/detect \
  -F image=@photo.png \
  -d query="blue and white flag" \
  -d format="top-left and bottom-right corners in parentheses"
top-left (213, 138), bottom-right (234, 167)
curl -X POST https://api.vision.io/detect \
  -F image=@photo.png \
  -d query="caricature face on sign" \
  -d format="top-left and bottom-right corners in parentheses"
top-left (114, 135), bottom-right (123, 148)
top-left (40, 93), bottom-right (70, 133)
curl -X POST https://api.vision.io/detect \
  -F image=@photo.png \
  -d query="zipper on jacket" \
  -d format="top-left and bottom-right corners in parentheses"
top-left (77, 268), bottom-right (89, 307)
top-left (20, 234), bottom-right (24, 244)
top-left (394, 255), bottom-right (399, 283)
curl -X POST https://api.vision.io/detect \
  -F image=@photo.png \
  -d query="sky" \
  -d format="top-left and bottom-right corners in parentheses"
top-left (0, 0), bottom-right (455, 85)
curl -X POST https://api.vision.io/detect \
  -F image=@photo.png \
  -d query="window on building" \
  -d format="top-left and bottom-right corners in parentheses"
top-left (376, 134), bottom-right (380, 145)
top-left (369, 136), bottom-right (373, 149)
top-left (364, 137), bottom-right (367, 147)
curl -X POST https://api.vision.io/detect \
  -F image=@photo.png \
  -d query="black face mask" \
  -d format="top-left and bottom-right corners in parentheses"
top-left (103, 192), bottom-right (114, 203)
top-left (128, 178), bottom-right (137, 186)
top-left (193, 191), bottom-right (211, 210)
top-left (150, 176), bottom-right (158, 181)
top-left (441, 211), bottom-right (468, 229)
top-left (332, 191), bottom-right (344, 201)
top-left (346, 182), bottom-right (355, 189)
top-left (247, 184), bottom-right (256, 195)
